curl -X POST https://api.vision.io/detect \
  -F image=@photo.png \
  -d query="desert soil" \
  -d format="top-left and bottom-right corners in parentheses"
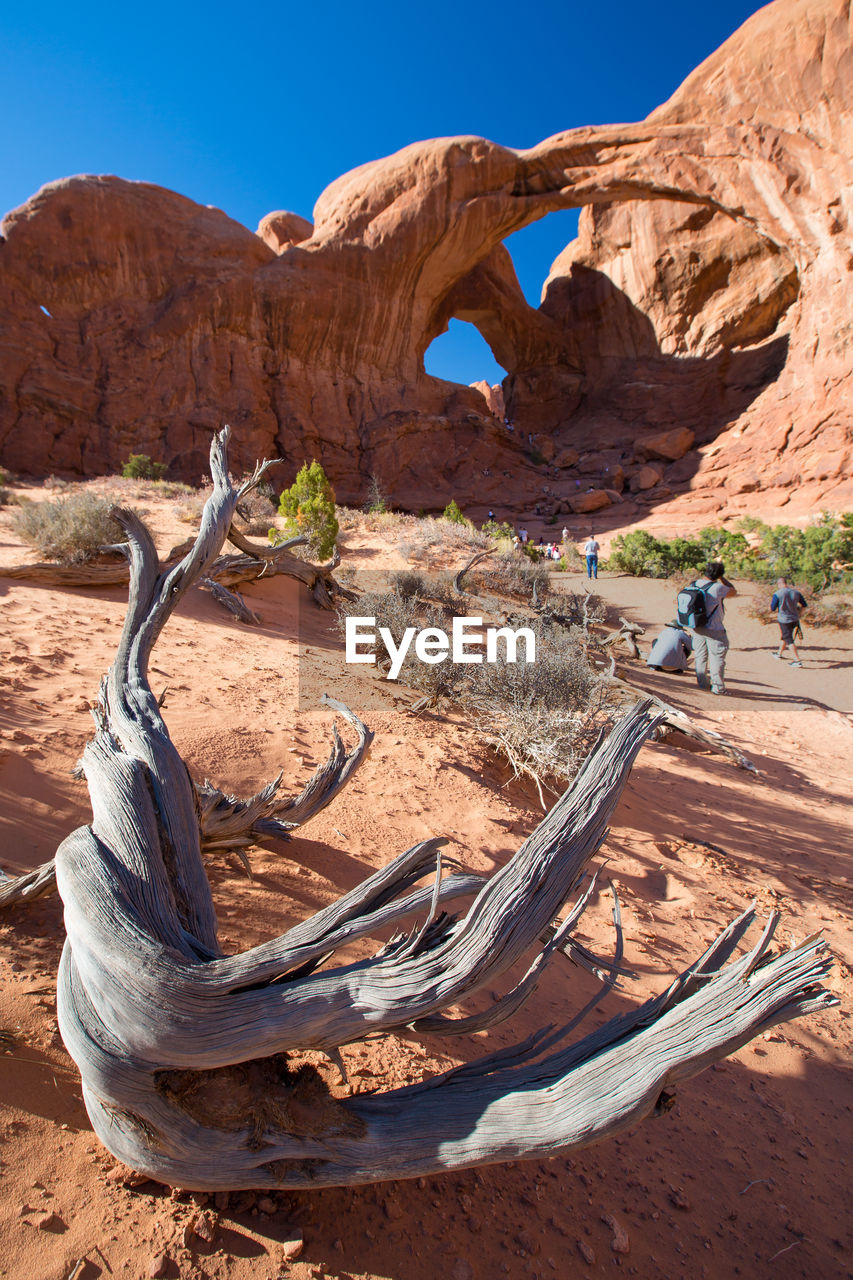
top-left (0, 487), bottom-right (850, 1280)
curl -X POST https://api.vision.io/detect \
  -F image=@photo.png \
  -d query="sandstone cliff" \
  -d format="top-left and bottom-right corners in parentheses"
top-left (0, 0), bottom-right (850, 520)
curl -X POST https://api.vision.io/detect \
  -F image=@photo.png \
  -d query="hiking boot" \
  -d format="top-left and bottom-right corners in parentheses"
top-left (791, 661), bottom-right (803, 668)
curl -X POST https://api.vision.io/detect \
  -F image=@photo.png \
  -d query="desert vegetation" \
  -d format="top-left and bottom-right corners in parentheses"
top-left (121, 453), bottom-right (167, 481)
top-left (608, 516), bottom-right (853, 591)
top-left (272, 460), bottom-right (340, 560)
top-left (27, 428), bottom-right (832, 1194)
top-left (337, 570), bottom-right (611, 794)
top-left (13, 492), bottom-right (123, 564)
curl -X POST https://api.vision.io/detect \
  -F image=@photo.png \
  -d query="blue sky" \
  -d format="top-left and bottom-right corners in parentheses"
top-left (2, 0), bottom-right (766, 384)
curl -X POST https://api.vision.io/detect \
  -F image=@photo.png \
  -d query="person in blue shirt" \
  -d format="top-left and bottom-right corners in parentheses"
top-left (770, 577), bottom-right (808, 666)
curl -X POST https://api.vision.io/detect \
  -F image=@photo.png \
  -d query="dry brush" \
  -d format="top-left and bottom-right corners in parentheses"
top-left (48, 429), bottom-right (835, 1190)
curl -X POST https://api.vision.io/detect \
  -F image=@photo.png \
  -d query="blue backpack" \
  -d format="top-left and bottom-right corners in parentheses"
top-left (676, 581), bottom-right (714, 628)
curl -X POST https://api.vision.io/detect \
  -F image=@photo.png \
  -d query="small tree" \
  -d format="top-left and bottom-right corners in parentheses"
top-left (122, 454), bottom-right (167, 481)
top-left (443, 498), bottom-right (467, 525)
top-left (276, 459), bottom-right (339, 560)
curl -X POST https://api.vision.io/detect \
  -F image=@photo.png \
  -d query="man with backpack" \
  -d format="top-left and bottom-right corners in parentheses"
top-left (770, 577), bottom-right (808, 666)
top-left (676, 561), bottom-right (737, 695)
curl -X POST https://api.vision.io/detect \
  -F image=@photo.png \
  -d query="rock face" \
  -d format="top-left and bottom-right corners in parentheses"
top-left (0, 0), bottom-right (850, 518)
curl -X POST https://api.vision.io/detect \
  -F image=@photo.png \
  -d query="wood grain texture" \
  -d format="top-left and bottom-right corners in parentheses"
top-left (53, 429), bottom-right (837, 1189)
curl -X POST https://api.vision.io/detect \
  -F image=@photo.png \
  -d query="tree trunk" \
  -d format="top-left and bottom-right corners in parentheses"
top-left (53, 429), bottom-right (836, 1190)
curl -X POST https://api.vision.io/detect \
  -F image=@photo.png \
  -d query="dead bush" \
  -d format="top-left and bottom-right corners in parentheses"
top-left (464, 621), bottom-right (612, 793)
top-left (389, 569), bottom-right (430, 600)
top-left (802, 594), bottom-right (852, 629)
top-left (13, 493), bottom-right (124, 564)
top-left (337, 590), bottom-right (614, 797)
top-left (470, 551), bottom-right (552, 601)
top-left (234, 489), bottom-right (278, 536)
top-left (389, 568), bottom-right (456, 608)
top-left (338, 589), bottom-right (466, 705)
top-left (745, 584), bottom-right (852, 631)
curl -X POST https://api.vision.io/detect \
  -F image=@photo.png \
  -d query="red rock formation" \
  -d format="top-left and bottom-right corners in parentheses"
top-left (534, 0), bottom-right (853, 517)
top-left (0, 0), bottom-right (850, 521)
top-left (256, 211), bottom-right (314, 253)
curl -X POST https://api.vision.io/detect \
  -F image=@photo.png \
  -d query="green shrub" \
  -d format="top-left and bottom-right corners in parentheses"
top-left (747, 515), bottom-right (853, 590)
top-left (122, 453), bottom-right (167, 480)
top-left (443, 499), bottom-right (468, 525)
top-left (274, 460), bottom-right (339, 560)
top-left (482, 518), bottom-right (516, 541)
top-left (13, 493), bottom-right (123, 564)
top-left (607, 517), bottom-right (853, 591)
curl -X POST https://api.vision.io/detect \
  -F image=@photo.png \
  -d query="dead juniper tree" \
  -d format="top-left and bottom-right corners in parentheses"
top-left (54, 429), bottom-right (835, 1190)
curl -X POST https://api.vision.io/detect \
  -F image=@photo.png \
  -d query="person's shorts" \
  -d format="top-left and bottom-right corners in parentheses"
top-left (779, 620), bottom-right (797, 643)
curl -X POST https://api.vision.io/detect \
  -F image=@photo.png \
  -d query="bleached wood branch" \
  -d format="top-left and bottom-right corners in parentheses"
top-left (48, 428), bottom-right (834, 1191)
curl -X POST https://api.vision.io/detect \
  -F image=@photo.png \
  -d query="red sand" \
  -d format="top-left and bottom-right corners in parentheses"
top-left (0, 495), bottom-right (850, 1280)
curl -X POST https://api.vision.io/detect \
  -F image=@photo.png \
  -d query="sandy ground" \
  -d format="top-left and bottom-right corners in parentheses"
top-left (0, 491), bottom-right (851, 1280)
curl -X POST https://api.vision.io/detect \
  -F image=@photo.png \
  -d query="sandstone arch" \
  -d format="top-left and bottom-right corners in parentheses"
top-left (0, 0), bottom-right (849, 513)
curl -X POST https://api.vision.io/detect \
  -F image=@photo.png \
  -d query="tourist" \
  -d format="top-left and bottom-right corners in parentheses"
top-left (690, 562), bottom-right (737, 695)
top-left (770, 576), bottom-right (808, 666)
top-left (583, 532), bottom-right (600, 579)
top-left (519, 528), bottom-right (529, 544)
top-left (646, 621), bottom-right (693, 673)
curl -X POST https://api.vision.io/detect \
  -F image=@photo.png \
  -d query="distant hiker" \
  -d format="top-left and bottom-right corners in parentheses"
top-left (770, 577), bottom-right (808, 666)
top-left (519, 528), bottom-right (529, 544)
top-left (584, 533), bottom-right (600, 580)
top-left (487, 510), bottom-right (495, 522)
top-left (562, 526), bottom-right (569, 542)
top-left (646, 621), bottom-right (693, 674)
top-left (679, 562), bottom-right (737, 695)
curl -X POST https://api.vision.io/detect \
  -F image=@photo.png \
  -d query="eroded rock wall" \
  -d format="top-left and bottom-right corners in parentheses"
top-left (0, 0), bottom-right (850, 519)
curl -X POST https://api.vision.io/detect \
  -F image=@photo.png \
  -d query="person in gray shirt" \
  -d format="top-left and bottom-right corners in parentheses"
top-left (691, 561), bottom-right (737, 695)
top-left (770, 576), bottom-right (808, 666)
top-left (646, 621), bottom-right (693, 673)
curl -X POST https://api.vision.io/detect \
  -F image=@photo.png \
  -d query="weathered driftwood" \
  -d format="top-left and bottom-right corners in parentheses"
top-left (0, 696), bottom-right (375, 908)
top-left (0, 520), bottom-right (344, 609)
top-left (601, 617), bottom-right (646, 660)
top-left (200, 577), bottom-right (261, 625)
top-left (0, 858), bottom-right (58, 906)
top-left (453, 547), bottom-right (494, 595)
top-left (600, 668), bottom-right (758, 773)
top-left (53, 430), bottom-right (835, 1190)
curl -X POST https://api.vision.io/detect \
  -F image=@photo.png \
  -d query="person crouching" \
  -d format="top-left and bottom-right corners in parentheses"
top-left (646, 621), bottom-right (693, 674)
